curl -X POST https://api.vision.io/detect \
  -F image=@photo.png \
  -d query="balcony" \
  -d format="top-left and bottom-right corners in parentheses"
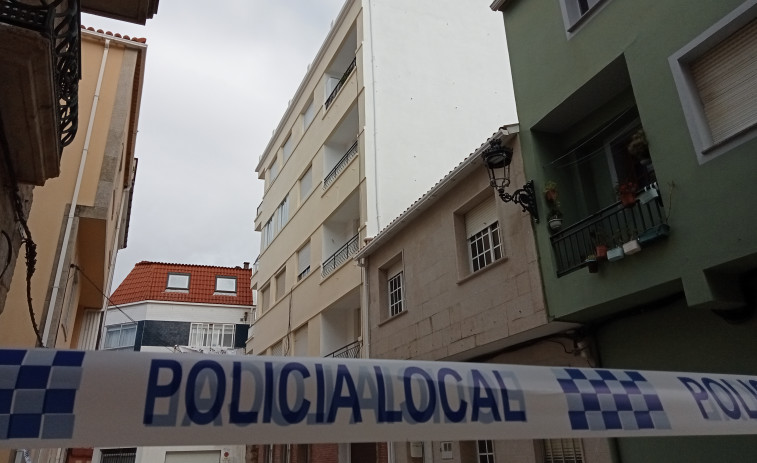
top-left (550, 186), bottom-right (667, 277)
top-left (81, 0), bottom-right (159, 25)
top-left (324, 339), bottom-right (361, 359)
top-left (324, 140), bottom-right (358, 190)
top-left (0, 0), bottom-right (80, 185)
top-left (325, 56), bottom-right (356, 110)
top-left (322, 232), bottom-right (359, 278)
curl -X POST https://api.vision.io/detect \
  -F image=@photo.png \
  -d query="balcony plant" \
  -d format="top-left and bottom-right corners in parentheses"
top-left (616, 180), bottom-right (638, 208)
top-left (607, 232), bottom-right (625, 262)
top-left (544, 181), bottom-right (563, 231)
top-left (592, 229), bottom-right (609, 261)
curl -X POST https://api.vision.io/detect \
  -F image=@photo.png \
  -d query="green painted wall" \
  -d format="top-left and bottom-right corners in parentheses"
top-left (501, 0), bottom-right (757, 320)
top-left (595, 295), bottom-right (757, 461)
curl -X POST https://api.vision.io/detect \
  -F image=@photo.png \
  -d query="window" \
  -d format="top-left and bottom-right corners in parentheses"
top-left (100, 448), bottom-right (136, 463)
top-left (269, 158), bottom-right (279, 182)
top-left (294, 326), bottom-right (308, 356)
top-left (476, 440), bottom-right (495, 463)
top-left (215, 276), bottom-right (237, 293)
top-left (388, 271), bottom-right (404, 317)
top-left (276, 195), bottom-right (289, 232)
top-left (275, 269), bottom-right (286, 300)
top-left (297, 241), bottom-right (311, 281)
top-left (260, 284), bottom-right (270, 312)
top-left (283, 134), bottom-right (294, 161)
top-left (270, 340), bottom-right (284, 356)
top-left (103, 323), bottom-right (137, 350)
top-left (189, 323), bottom-right (235, 348)
top-left (544, 438), bottom-right (584, 463)
top-left (670, 4), bottom-right (757, 162)
top-left (300, 165), bottom-right (313, 200)
top-left (303, 98), bottom-right (316, 129)
top-left (441, 442), bottom-right (453, 460)
top-left (465, 200), bottom-right (502, 272)
top-left (166, 272), bottom-right (190, 290)
top-left (560, 0), bottom-right (607, 32)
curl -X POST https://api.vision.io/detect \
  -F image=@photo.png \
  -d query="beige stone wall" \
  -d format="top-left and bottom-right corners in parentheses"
top-left (366, 145), bottom-right (547, 362)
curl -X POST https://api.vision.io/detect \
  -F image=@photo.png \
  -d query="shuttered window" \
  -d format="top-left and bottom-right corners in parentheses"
top-left (465, 199), bottom-right (497, 238)
top-left (544, 438), bottom-right (584, 463)
top-left (298, 241), bottom-right (311, 281)
top-left (690, 17), bottom-right (757, 145)
top-left (270, 340), bottom-right (284, 356)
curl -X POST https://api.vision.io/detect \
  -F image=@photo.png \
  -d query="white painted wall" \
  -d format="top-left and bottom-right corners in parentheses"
top-left (362, 0), bottom-right (517, 235)
top-left (103, 301), bottom-right (250, 326)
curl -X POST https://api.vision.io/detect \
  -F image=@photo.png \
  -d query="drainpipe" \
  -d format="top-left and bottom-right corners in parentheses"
top-left (42, 39), bottom-right (111, 346)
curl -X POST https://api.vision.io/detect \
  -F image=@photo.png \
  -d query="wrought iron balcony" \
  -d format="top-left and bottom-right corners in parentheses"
top-left (323, 140), bottom-right (358, 190)
top-left (324, 57), bottom-right (356, 109)
top-left (321, 232), bottom-right (360, 278)
top-left (550, 190), bottom-right (667, 277)
top-left (324, 340), bottom-right (361, 359)
top-left (1, 0), bottom-right (81, 152)
top-left (297, 266), bottom-right (310, 282)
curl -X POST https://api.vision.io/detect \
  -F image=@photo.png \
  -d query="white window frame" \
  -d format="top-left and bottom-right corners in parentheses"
top-left (275, 269), bottom-right (286, 301)
top-left (215, 276), bottom-right (237, 294)
top-left (469, 222), bottom-right (503, 272)
top-left (276, 195), bottom-right (289, 232)
top-left (166, 272), bottom-right (190, 290)
top-left (188, 323), bottom-right (235, 349)
top-left (103, 323), bottom-right (137, 350)
top-left (669, 0), bottom-right (757, 164)
top-left (388, 271), bottom-right (404, 317)
top-left (261, 217), bottom-right (274, 249)
top-left (260, 284), bottom-right (270, 312)
top-left (476, 440), bottom-right (495, 463)
top-left (269, 157), bottom-right (280, 182)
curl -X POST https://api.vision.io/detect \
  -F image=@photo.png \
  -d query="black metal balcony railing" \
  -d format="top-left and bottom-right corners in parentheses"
top-left (297, 266), bottom-right (310, 282)
top-left (324, 340), bottom-right (362, 359)
top-left (323, 140), bottom-right (358, 190)
top-left (0, 0), bottom-right (81, 151)
top-left (550, 192), bottom-right (666, 277)
top-left (321, 232), bottom-right (360, 278)
top-left (324, 57), bottom-right (356, 109)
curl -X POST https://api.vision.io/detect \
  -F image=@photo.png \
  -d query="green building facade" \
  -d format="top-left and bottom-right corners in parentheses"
top-left (494, 0), bottom-right (757, 460)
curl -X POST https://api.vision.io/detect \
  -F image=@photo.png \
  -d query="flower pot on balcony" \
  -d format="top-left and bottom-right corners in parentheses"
top-left (607, 246), bottom-right (625, 262)
top-left (585, 255), bottom-right (598, 273)
top-left (619, 192), bottom-right (636, 208)
top-left (638, 223), bottom-right (671, 247)
top-left (548, 217), bottom-right (563, 231)
top-left (622, 239), bottom-right (642, 255)
top-left (637, 186), bottom-right (660, 205)
top-left (596, 244), bottom-right (608, 261)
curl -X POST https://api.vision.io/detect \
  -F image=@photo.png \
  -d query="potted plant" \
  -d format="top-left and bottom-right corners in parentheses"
top-left (607, 233), bottom-right (625, 262)
top-left (616, 180), bottom-right (638, 208)
top-left (622, 229), bottom-right (642, 255)
top-left (544, 181), bottom-right (563, 231)
top-left (585, 254), bottom-right (598, 273)
top-left (627, 129), bottom-right (651, 166)
top-left (592, 230), bottom-right (608, 261)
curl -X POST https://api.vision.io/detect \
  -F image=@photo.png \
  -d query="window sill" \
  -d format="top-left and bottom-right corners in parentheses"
top-left (456, 257), bottom-right (508, 285)
top-left (378, 309), bottom-right (408, 327)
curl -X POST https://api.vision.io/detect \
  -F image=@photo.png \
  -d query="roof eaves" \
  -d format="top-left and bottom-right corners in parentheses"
top-left (355, 124), bottom-right (519, 260)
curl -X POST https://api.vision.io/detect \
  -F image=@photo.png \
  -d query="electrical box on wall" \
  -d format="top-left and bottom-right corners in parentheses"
top-left (410, 442), bottom-right (423, 458)
top-left (221, 448), bottom-right (231, 462)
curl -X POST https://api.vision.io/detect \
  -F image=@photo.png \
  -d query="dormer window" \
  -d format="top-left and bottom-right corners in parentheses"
top-left (215, 276), bottom-right (237, 294)
top-left (166, 272), bottom-right (190, 290)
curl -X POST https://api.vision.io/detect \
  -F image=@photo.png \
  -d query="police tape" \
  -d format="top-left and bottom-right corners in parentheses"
top-left (1, 348), bottom-right (756, 448)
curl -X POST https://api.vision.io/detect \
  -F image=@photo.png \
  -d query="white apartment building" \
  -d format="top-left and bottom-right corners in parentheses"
top-left (249, 0), bottom-right (515, 363)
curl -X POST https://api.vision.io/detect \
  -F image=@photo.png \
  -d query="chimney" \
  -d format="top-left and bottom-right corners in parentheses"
top-left (243, 262), bottom-right (250, 269)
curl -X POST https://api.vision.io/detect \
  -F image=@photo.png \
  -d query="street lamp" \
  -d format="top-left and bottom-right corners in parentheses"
top-left (481, 139), bottom-right (538, 223)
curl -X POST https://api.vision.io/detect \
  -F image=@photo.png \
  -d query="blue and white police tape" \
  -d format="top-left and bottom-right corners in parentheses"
top-left (1, 348), bottom-right (756, 448)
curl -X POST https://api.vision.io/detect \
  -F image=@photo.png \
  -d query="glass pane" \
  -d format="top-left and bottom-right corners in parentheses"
top-left (167, 273), bottom-right (189, 289)
top-left (120, 325), bottom-right (137, 347)
top-left (216, 276), bottom-right (236, 292)
top-left (104, 327), bottom-right (120, 349)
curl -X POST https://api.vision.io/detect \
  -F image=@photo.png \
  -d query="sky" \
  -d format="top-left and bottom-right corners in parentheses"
top-left (82, 1), bottom-right (347, 291)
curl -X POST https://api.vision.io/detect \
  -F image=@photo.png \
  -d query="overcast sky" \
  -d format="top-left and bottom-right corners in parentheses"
top-left (82, 1), bottom-right (346, 291)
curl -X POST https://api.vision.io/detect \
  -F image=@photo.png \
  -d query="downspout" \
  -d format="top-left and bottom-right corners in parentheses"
top-left (42, 39), bottom-right (111, 346)
top-left (366, 0), bottom-right (381, 232)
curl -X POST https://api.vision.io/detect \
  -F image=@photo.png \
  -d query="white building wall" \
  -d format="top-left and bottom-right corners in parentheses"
top-left (362, 0), bottom-right (517, 235)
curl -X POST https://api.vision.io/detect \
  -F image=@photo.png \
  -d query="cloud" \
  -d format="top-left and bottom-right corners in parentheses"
top-left (82, 1), bottom-right (346, 291)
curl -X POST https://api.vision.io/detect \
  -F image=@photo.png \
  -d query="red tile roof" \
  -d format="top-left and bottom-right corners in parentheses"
top-left (81, 25), bottom-right (148, 43)
top-left (109, 261), bottom-right (253, 307)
